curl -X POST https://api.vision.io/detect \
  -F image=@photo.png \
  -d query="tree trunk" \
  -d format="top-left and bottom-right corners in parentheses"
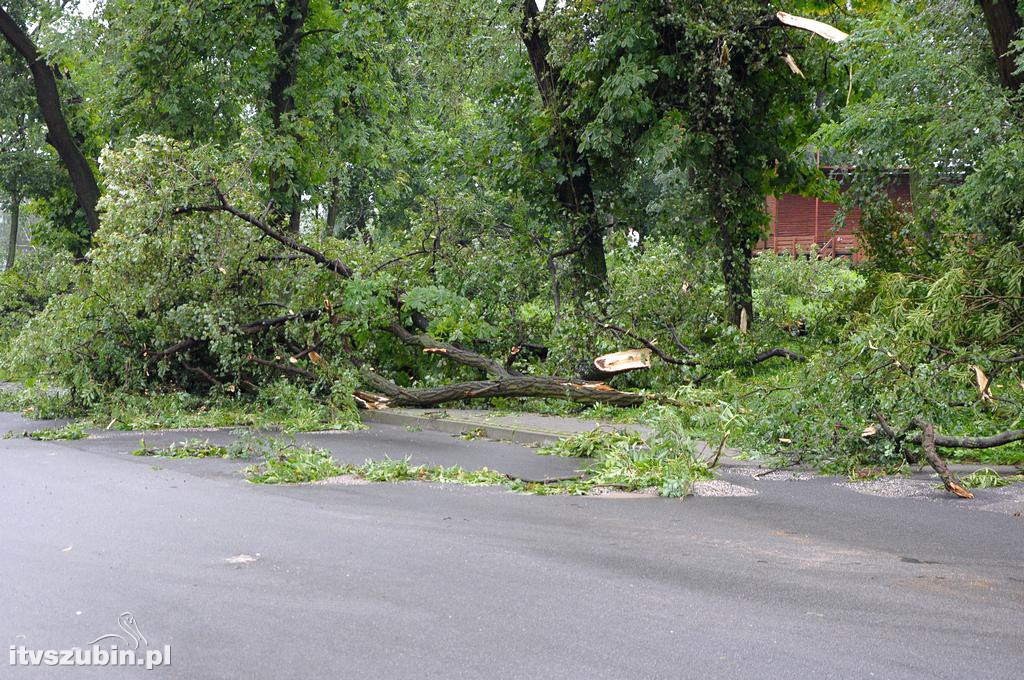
top-left (977, 0), bottom-right (1024, 92)
top-left (267, 0), bottom-right (310, 233)
top-left (714, 196), bottom-right (755, 328)
top-left (326, 177), bottom-right (341, 235)
top-left (357, 371), bottom-right (649, 408)
top-left (6, 195), bottom-right (19, 270)
top-left (0, 7), bottom-right (100, 236)
top-left (520, 0), bottom-right (607, 299)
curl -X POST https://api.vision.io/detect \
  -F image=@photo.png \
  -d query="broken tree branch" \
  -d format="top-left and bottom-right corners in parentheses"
top-left (354, 371), bottom-right (654, 408)
top-left (913, 418), bottom-right (974, 499)
top-left (387, 321), bottom-right (511, 379)
top-left (905, 424), bottom-right (1024, 450)
top-left (174, 180), bottom-right (353, 277)
top-left (873, 410), bottom-right (917, 465)
top-left (598, 321), bottom-right (698, 367)
top-left (173, 185), bottom-right (676, 409)
top-left (148, 308), bottom-right (325, 363)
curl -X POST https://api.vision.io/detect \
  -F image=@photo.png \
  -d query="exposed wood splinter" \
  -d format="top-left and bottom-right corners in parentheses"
top-left (776, 11), bottom-right (849, 42)
top-left (593, 349), bottom-right (652, 375)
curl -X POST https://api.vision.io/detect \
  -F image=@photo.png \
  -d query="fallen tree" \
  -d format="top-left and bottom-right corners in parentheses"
top-left (164, 180), bottom-right (669, 409)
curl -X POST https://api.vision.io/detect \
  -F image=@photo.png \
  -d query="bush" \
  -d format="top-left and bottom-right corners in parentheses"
top-left (752, 253), bottom-right (866, 338)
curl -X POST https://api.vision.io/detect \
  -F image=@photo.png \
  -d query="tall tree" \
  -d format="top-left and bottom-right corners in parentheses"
top-left (93, 0), bottom-right (405, 236)
top-left (0, 4), bottom-right (100, 235)
top-left (267, 0), bottom-right (310, 232)
top-left (520, 0), bottom-right (608, 299)
top-left (546, 1), bottom-right (839, 326)
top-left (977, 0), bottom-right (1024, 92)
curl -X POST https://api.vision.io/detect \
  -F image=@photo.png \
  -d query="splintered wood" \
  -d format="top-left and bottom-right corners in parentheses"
top-left (593, 349), bottom-right (653, 375)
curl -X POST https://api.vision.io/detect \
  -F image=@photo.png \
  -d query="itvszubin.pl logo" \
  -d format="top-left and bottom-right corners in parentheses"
top-left (9, 612), bottom-right (171, 670)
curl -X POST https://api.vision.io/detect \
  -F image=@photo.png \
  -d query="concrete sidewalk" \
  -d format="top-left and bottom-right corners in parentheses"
top-left (360, 407), bottom-right (762, 469)
top-left (360, 407), bottom-right (1024, 476)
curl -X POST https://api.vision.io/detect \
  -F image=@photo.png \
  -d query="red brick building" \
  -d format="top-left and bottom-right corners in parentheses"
top-left (757, 171), bottom-right (912, 262)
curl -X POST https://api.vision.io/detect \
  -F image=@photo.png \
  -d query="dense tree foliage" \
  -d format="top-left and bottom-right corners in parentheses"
top-left (2, 0), bottom-right (1023, 477)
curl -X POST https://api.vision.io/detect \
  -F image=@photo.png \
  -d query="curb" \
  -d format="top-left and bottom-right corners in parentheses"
top-left (360, 409), bottom-right (1024, 477)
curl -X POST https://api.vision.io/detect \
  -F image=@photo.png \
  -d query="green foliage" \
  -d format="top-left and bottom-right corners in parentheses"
top-left (14, 422), bottom-right (87, 441)
top-left (245, 443), bottom-right (344, 484)
top-left (959, 468), bottom-right (1013, 490)
top-left (536, 408), bottom-right (713, 496)
top-left (0, 249), bottom-right (76, 364)
top-left (132, 438), bottom-right (230, 459)
top-left (752, 254), bottom-right (866, 338)
top-left (538, 429), bottom-right (644, 458)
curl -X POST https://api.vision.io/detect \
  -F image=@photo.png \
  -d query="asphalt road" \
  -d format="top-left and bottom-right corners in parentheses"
top-left (1, 413), bottom-right (1022, 679)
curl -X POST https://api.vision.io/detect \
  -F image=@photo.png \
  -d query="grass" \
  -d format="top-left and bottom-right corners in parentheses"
top-left (84, 390), bottom-right (361, 433)
top-left (244, 450), bottom-right (510, 487)
top-left (132, 438), bottom-right (232, 459)
top-left (243, 441), bottom-right (711, 497)
top-left (358, 456), bottom-right (509, 485)
top-left (134, 431), bottom-right (310, 462)
top-left (0, 385), bottom-right (79, 420)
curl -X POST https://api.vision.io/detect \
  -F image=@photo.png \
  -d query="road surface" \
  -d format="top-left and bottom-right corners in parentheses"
top-left (1, 413), bottom-right (1022, 678)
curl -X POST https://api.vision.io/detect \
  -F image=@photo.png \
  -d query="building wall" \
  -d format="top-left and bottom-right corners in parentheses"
top-left (757, 173), bottom-right (912, 262)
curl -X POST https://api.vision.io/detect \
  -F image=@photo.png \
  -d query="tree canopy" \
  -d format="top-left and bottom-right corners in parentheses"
top-left (3, 0), bottom-right (1024, 487)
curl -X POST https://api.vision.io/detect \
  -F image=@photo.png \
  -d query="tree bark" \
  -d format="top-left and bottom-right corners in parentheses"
top-left (5, 195), bottom-right (18, 270)
top-left (977, 0), bottom-right (1024, 92)
top-left (915, 419), bottom-right (974, 499)
top-left (520, 0), bottom-right (607, 298)
top-left (356, 369), bottom-right (649, 408)
top-left (267, 0), bottom-right (310, 233)
top-left (0, 7), bottom-right (100, 235)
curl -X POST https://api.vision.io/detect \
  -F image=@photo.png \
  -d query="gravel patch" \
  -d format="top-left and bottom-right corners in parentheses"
top-left (730, 466), bottom-right (817, 481)
top-left (691, 479), bottom-right (758, 497)
top-left (836, 477), bottom-right (939, 498)
top-left (311, 474), bottom-right (371, 486)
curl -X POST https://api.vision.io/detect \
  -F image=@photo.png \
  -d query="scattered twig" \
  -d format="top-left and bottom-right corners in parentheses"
top-left (709, 431), bottom-right (730, 468)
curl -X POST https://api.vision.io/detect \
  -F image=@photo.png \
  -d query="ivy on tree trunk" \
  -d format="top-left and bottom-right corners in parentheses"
top-left (520, 0), bottom-right (608, 301)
